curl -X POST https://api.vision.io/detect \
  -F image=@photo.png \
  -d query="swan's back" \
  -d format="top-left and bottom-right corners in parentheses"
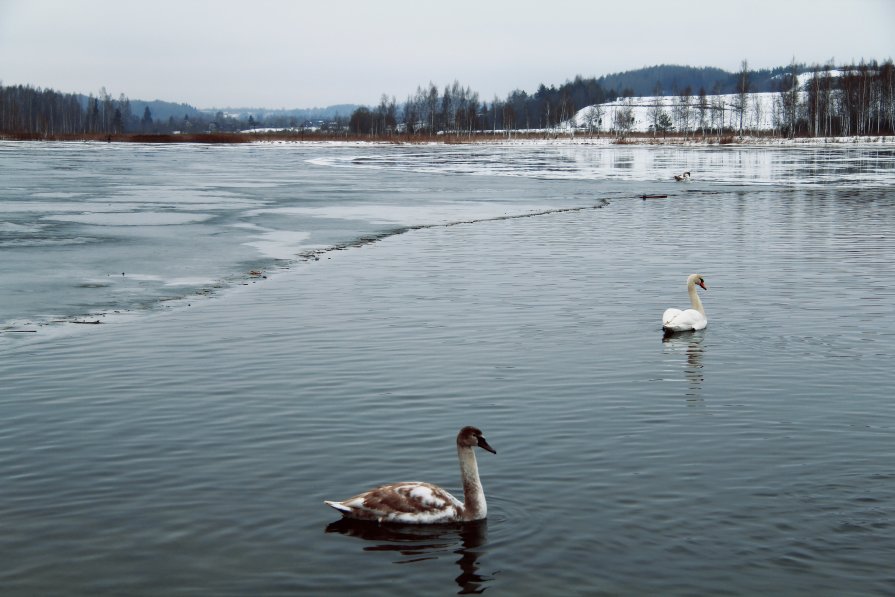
top-left (325, 481), bottom-right (464, 524)
top-left (663, 308), bottom-right (707, 332)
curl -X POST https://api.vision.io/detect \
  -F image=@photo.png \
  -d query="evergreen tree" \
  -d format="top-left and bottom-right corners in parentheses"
top-left (141, 106), bottom-right (153, 131)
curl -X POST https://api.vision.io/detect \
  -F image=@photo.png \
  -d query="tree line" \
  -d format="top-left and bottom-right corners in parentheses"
top-left (349, 75), bottom-right (608, 136)
top-left (0, 85), bottom-right (155, 136)
top-left (0, 75), bottom-right (608, 138)
top-left (0, 85), bottom-right (308, 137)
top-left (799, 60), bottom-right (895, 137)
top-left (2, 59), bottom-right (893, 139)
top-left (350, 60), bottom-right (894, 139)
top-left (593, 64), bottom-right (808, 98)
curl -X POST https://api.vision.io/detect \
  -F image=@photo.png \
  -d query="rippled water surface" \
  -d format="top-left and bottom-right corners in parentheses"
top-left (2, 141), bottom-right (894, 595)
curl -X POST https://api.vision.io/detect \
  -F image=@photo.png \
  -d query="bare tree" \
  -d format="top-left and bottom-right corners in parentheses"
top-left (582, 104), bottom-right (603, 136)
top-left (674, 86), bottom-right (692, 138)
top-left (647, 82), bottom-right (665, 137)
top-left (696, 87), bottom-right (708, 137)
top-left (99, 87), bottom-right (113, 133)
top-left (118, 93), bottom-right (132, 133)
top-left (708, 82), bottom-right (725, 138)
top-left (882, 59), bottom-right (895, 134)
top-left (805, 62), bottom-right (838, 137)
top-left (426, 83), bottom-right (439, 134)
top-left (734, 60), bottom-right (750, 137)
top-left (613, 98), bottom-right (634, 139)
top-left (751, 92), bottom-right (763, 135)
top-left (776, 59), bottom-right (801, 138)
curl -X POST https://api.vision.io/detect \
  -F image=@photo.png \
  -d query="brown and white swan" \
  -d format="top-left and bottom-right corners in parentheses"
top-left (324, 426), bottom-right (496, 524)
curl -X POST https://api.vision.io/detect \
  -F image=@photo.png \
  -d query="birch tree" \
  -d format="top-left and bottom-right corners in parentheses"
top-left (778, 60), bottom-right (801, 138)
top-left (709, 83), bottom-right (725, 137)
top-left (426, 83), bottom-right (439, 133)
top-left (674, 86), bottom-right (692, 138)
top-left (647, 82), bottom-right (664, 137)
top-left (613, 98), bottom-right (634, 139)
top-left (581, 105), bottom-right (603, 136)
top-left (881, 60), bottom-right (895, 134)
top-left (696, 87), bottom-right (708, 137)
top-left (735, 60), bottom-right (750, 137)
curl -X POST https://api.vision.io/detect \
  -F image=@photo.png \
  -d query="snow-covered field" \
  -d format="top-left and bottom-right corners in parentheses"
top-left (571, 92), bottom-right (782, 134)
top-left (570, 70), bottom-right (854, 135)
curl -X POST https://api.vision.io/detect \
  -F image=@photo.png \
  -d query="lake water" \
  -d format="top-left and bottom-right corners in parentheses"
top-left (1, 140), bottom-right (894, 595)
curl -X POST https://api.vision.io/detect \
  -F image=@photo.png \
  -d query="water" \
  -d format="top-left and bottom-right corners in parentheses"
top-left (1, 141), bottom-right (894, 595)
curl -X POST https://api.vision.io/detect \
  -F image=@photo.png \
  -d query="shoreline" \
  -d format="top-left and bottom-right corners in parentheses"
top-left (2, 131), bottom-right (893, 147)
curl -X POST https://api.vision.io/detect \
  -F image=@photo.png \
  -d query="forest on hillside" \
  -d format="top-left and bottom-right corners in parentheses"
top-left (2, 60), bottom-right (893, 139)
top-left (594, 64), bottom-right (801, 97)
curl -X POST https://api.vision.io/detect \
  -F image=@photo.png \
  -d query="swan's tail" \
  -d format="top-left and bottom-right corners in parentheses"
top-left (324, 500), bottom-right (352, 515)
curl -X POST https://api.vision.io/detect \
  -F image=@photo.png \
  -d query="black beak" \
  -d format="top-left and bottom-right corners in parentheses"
top-left (478, 436), bottom-right (497, 454)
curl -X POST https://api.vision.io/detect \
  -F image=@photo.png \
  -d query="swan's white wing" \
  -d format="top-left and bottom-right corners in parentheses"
top-left (663, 308), bottom-right (707, 332)
top-left (662, 308), bottom-right (682, 327)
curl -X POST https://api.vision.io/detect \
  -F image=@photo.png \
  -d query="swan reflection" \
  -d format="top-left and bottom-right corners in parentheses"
top-left (325, 518), bottom-right (491, 594)
top-left (662, 330), bottom-right (706, 402)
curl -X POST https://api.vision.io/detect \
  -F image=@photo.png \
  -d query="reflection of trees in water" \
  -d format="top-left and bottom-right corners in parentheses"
top-left (325, 518), bottom-right (491, 594)
top-left (662, 331), bottom-right (706, 403)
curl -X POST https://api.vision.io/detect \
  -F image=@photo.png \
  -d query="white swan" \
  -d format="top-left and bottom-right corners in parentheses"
top-left (662, 273), bottom-right (707, 333)
top-left (674, 171), bottom-right (691, 181)
top-left (324, 426), bottom-right (496, 524)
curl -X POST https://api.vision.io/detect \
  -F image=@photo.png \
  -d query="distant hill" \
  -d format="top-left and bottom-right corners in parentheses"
top-left (130, 99), bottom-right (205, 122)
top-left (73, 92), bottom-right (357, 125)
top-left (76, 94), bottom-right (204, 122)
top-left (595, 64), bottom-right (802, 97)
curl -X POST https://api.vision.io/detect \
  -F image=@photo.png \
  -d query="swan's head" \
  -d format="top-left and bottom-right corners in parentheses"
top-left (458, 426), bottom-right (497, 454)
top-left (687, 273), bottom-right (707, 290)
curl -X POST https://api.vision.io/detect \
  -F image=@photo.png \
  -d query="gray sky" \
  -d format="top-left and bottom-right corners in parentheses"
top-left (1, 0), bottom-right (892, 109)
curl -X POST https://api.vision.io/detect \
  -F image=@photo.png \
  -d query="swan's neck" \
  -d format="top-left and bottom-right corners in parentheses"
top-left (458, 446), bottom-right (486, 520)
top-left (688, 283), bottom-right (705, 316)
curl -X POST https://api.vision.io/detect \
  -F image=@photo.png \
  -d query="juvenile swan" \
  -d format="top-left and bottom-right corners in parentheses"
top-left (324, 426), bottom-right (496, 524)
top-left (662, 273), bottom-right (708, 333)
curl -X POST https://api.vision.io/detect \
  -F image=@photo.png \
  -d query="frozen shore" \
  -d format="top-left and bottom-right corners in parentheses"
top-left (266, 135), bottom-right (895, 148)
top-left (4, 131), bottom-right (892, 148)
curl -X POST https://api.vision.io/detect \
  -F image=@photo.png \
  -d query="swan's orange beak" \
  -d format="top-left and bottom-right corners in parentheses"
top-left (698, 280), bottom-right (707, 290)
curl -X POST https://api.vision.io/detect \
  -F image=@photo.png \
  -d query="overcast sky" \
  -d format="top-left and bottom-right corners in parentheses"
top-left (1, 0), bottom-right (892, 109)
